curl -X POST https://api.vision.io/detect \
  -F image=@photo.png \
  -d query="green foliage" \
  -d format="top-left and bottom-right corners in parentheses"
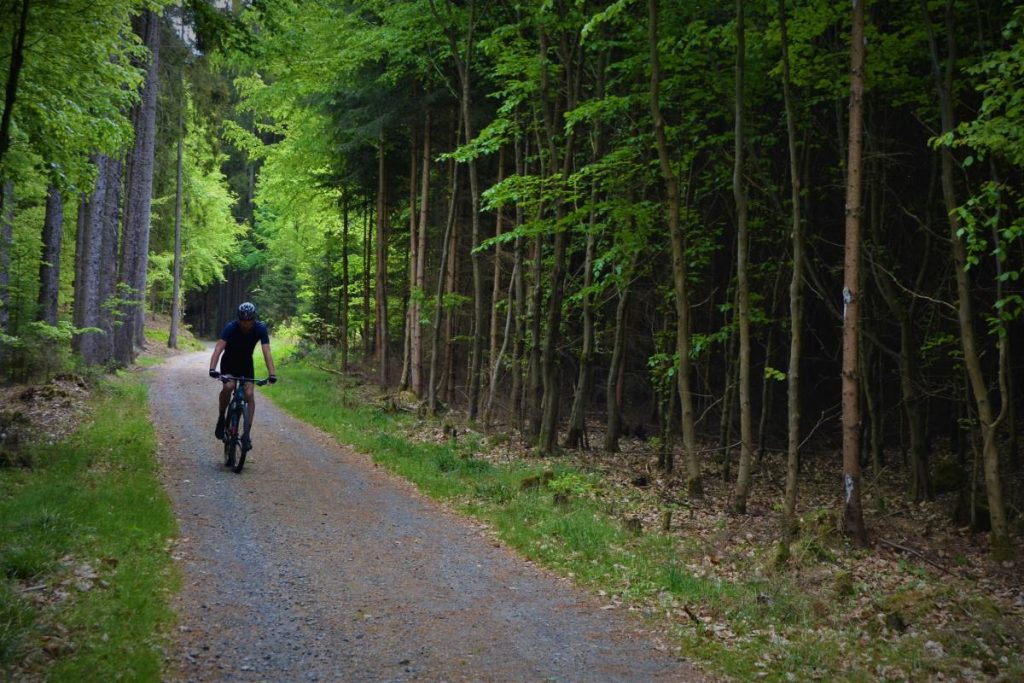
top-left (0, 321), bottom-right (85, 383)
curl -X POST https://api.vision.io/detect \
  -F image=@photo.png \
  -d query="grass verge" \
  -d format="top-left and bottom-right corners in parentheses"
top-left (0, 372), bottom-right (178, 680)
top-left (262, 358), bottom-right (1023, 682)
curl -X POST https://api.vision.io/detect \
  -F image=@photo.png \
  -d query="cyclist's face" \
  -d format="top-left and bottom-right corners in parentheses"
top-left (240, 319), bottom-right (254, 332)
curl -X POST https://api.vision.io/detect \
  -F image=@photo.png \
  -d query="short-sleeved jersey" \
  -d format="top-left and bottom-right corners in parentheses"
top-left (218, 320), bottom-right (270, 378)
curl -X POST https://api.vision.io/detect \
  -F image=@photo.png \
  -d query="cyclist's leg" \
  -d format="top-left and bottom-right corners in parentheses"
top-left (216, 380), bottom-right (234, 438)
top-left (242, 381), bottom-right (255, 437)
top-left (218, 380), bottom-right (233, 415)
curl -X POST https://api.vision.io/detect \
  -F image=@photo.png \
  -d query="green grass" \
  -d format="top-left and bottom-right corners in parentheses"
top-left (0, 373), bottom-right (178, 680)
top-left (261, 358), bottom-right (1024, 683)
top-left (145, 324), bottom-right (205, 352)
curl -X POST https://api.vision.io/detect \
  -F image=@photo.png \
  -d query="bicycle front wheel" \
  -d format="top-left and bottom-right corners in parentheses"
top-left (224, 411), bottom-right (240, 468)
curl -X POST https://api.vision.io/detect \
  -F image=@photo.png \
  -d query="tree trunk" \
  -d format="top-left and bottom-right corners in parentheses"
top-left (841, 0), bottom-right (868, 547)
top-left (74, 155), bottom-right (119, 365)
top-left (401, 133), bottom-right (417, 390)
top-left (733, 0), bottom-right (754, 513)
top-left (363, 198), bottom-right (372, 357)
top-left (604, 254), bottom-right (637, 453)
top-left (524, 234), bottom-right (544, 440)
top-left (411, 110), bottom-right (430, 396)
top-left (375, 135), bottom-right (390, 388)
top-left (488, 146), bottom-right (506, 401)
top-left (649, 0), bottom-right (701, 494)
top-left (537, 28), bottom-right (580, 455)
top-left (510, 136), bottom-right (526, 425)
top-left (37, 185), bottom-right (64, 326)
top-left (0, 181), bottom-right (13, 334)
top-left (434, 0), bottom-right (484, 419)
top-left (341, 195), bottom-right (350, 370)
top-left (0, 0), bottom-right (30, 197)
top-left (923, 0), bottom-right (1009, 554)
top-left (428, 115), bottom-right (462, 414)
top-left (779, 0), bottom-right (804, 551)
top-left (116, 9), bottom-right (160, 364)
top-left (565, 228), bottom-right (596, 450)
top-left (169, 107), bottom-right (184, 349)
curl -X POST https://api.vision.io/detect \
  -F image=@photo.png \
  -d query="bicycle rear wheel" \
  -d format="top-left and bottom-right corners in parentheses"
top-left (233, 405), bottom-right (250, 474)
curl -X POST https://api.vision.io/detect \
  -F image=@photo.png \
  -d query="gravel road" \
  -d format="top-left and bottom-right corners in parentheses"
top-left (149, 350), bottom-right (711, 682)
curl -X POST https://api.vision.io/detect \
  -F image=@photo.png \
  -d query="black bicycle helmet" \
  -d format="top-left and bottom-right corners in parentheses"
top-left (237, 302), bottom-right (257, 320)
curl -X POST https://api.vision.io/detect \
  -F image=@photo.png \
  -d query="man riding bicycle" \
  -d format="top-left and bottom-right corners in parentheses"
top-left (209, 302), bottom-right (278, 449)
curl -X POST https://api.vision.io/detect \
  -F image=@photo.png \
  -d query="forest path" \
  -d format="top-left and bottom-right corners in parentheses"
top-left (148, 350), bottom-right (710, 682)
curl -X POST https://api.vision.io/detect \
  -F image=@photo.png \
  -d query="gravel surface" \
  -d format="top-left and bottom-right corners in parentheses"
top-left (149, 351), bottom-right (711, 682)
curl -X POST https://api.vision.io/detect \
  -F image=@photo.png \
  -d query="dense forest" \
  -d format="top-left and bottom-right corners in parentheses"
top-left (1, 0), bottom-right (1022, 557)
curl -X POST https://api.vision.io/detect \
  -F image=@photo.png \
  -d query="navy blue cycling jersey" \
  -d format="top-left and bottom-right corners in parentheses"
top-left (220, 320), bottom-right (269, 351)
top-left (218, 321), bottom-right (270, 376)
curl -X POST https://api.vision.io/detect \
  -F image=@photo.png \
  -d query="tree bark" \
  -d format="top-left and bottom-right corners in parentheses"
top-left (362, 200), bottom-right (371, 357)
top-left (841, 0), bottom-right (868, 547)
top-left (375, 134), bottom-right (390, 388)
top-left (0, 0), bottom-right (30, 197)
top-left (488, 147), bottom-right (506, 402)
top-left (0, 181), bottom-right (13, 333)
top-left (37, 185), bottom-right (63, 326)
top-left (537, 27), bottom-right (580, 455)
top-left (117, 9), bottom-right (161, 364)
top-left (410, 110), bottom-right (430, 396)
top-left (341, 195), bottom-right (350, 370)
top-left (604, 254), bottom-right (637, 453)
top-left (401, 132), bottom-right (417, 390)
top-left (169, 106), bottom-right (185, 349)
top-left (923, 0), bottom-right (1009, 554)
top-left (733, 0), bottom-right (754, 513)
top-left (779, 0), bottom-right (804, 550)
top-left (649, 0), bottom-right (702, 494)
top-left (428, 115), bottom-right (461, 414)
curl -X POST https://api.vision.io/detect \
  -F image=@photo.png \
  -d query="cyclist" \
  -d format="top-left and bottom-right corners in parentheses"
top-left (209, 302), bottom-right (277, 449)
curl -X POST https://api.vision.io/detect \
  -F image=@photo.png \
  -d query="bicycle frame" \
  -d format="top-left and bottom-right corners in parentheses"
top-left (219, 375), bottom-right (268, 473)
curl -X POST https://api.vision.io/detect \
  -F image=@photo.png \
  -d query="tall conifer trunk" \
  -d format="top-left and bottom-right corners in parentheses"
top-left (841, 0), bottom-right (868, 546)
top-left (37, 185), bottom-right (63, 326)
top-left (376, 135), bottom-right (390, 388)
top-left (169, 105), bottom-right (184, 348)
top-left (117, 9), bottom-right (160, 364)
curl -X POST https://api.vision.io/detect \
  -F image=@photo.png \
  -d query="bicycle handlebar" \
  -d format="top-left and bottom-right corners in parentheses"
top-left (217, 375), bottom-right (270, 386)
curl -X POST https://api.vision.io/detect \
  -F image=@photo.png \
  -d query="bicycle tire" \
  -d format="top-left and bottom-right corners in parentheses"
top-left (224, 410), bottom-right (240, 468)
top-left (233, 448), bottom-right (247, 474)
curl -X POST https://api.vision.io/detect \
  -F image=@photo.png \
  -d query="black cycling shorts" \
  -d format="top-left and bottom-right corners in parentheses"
top-left (220, 352), bottom-right (254, 379)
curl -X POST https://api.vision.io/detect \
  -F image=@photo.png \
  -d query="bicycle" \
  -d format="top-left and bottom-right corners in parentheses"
top-left (217, 375), bottom-right (268, 474)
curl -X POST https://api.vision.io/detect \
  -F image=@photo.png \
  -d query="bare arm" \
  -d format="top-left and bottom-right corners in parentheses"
top-left (261, 342), bottom-right (276, 376)
top-left (210, 339), bottom-right (227, 372)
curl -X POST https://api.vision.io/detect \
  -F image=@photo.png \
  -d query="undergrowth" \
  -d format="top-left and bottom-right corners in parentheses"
top-left (0, 373), bottom-right (178, 680)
